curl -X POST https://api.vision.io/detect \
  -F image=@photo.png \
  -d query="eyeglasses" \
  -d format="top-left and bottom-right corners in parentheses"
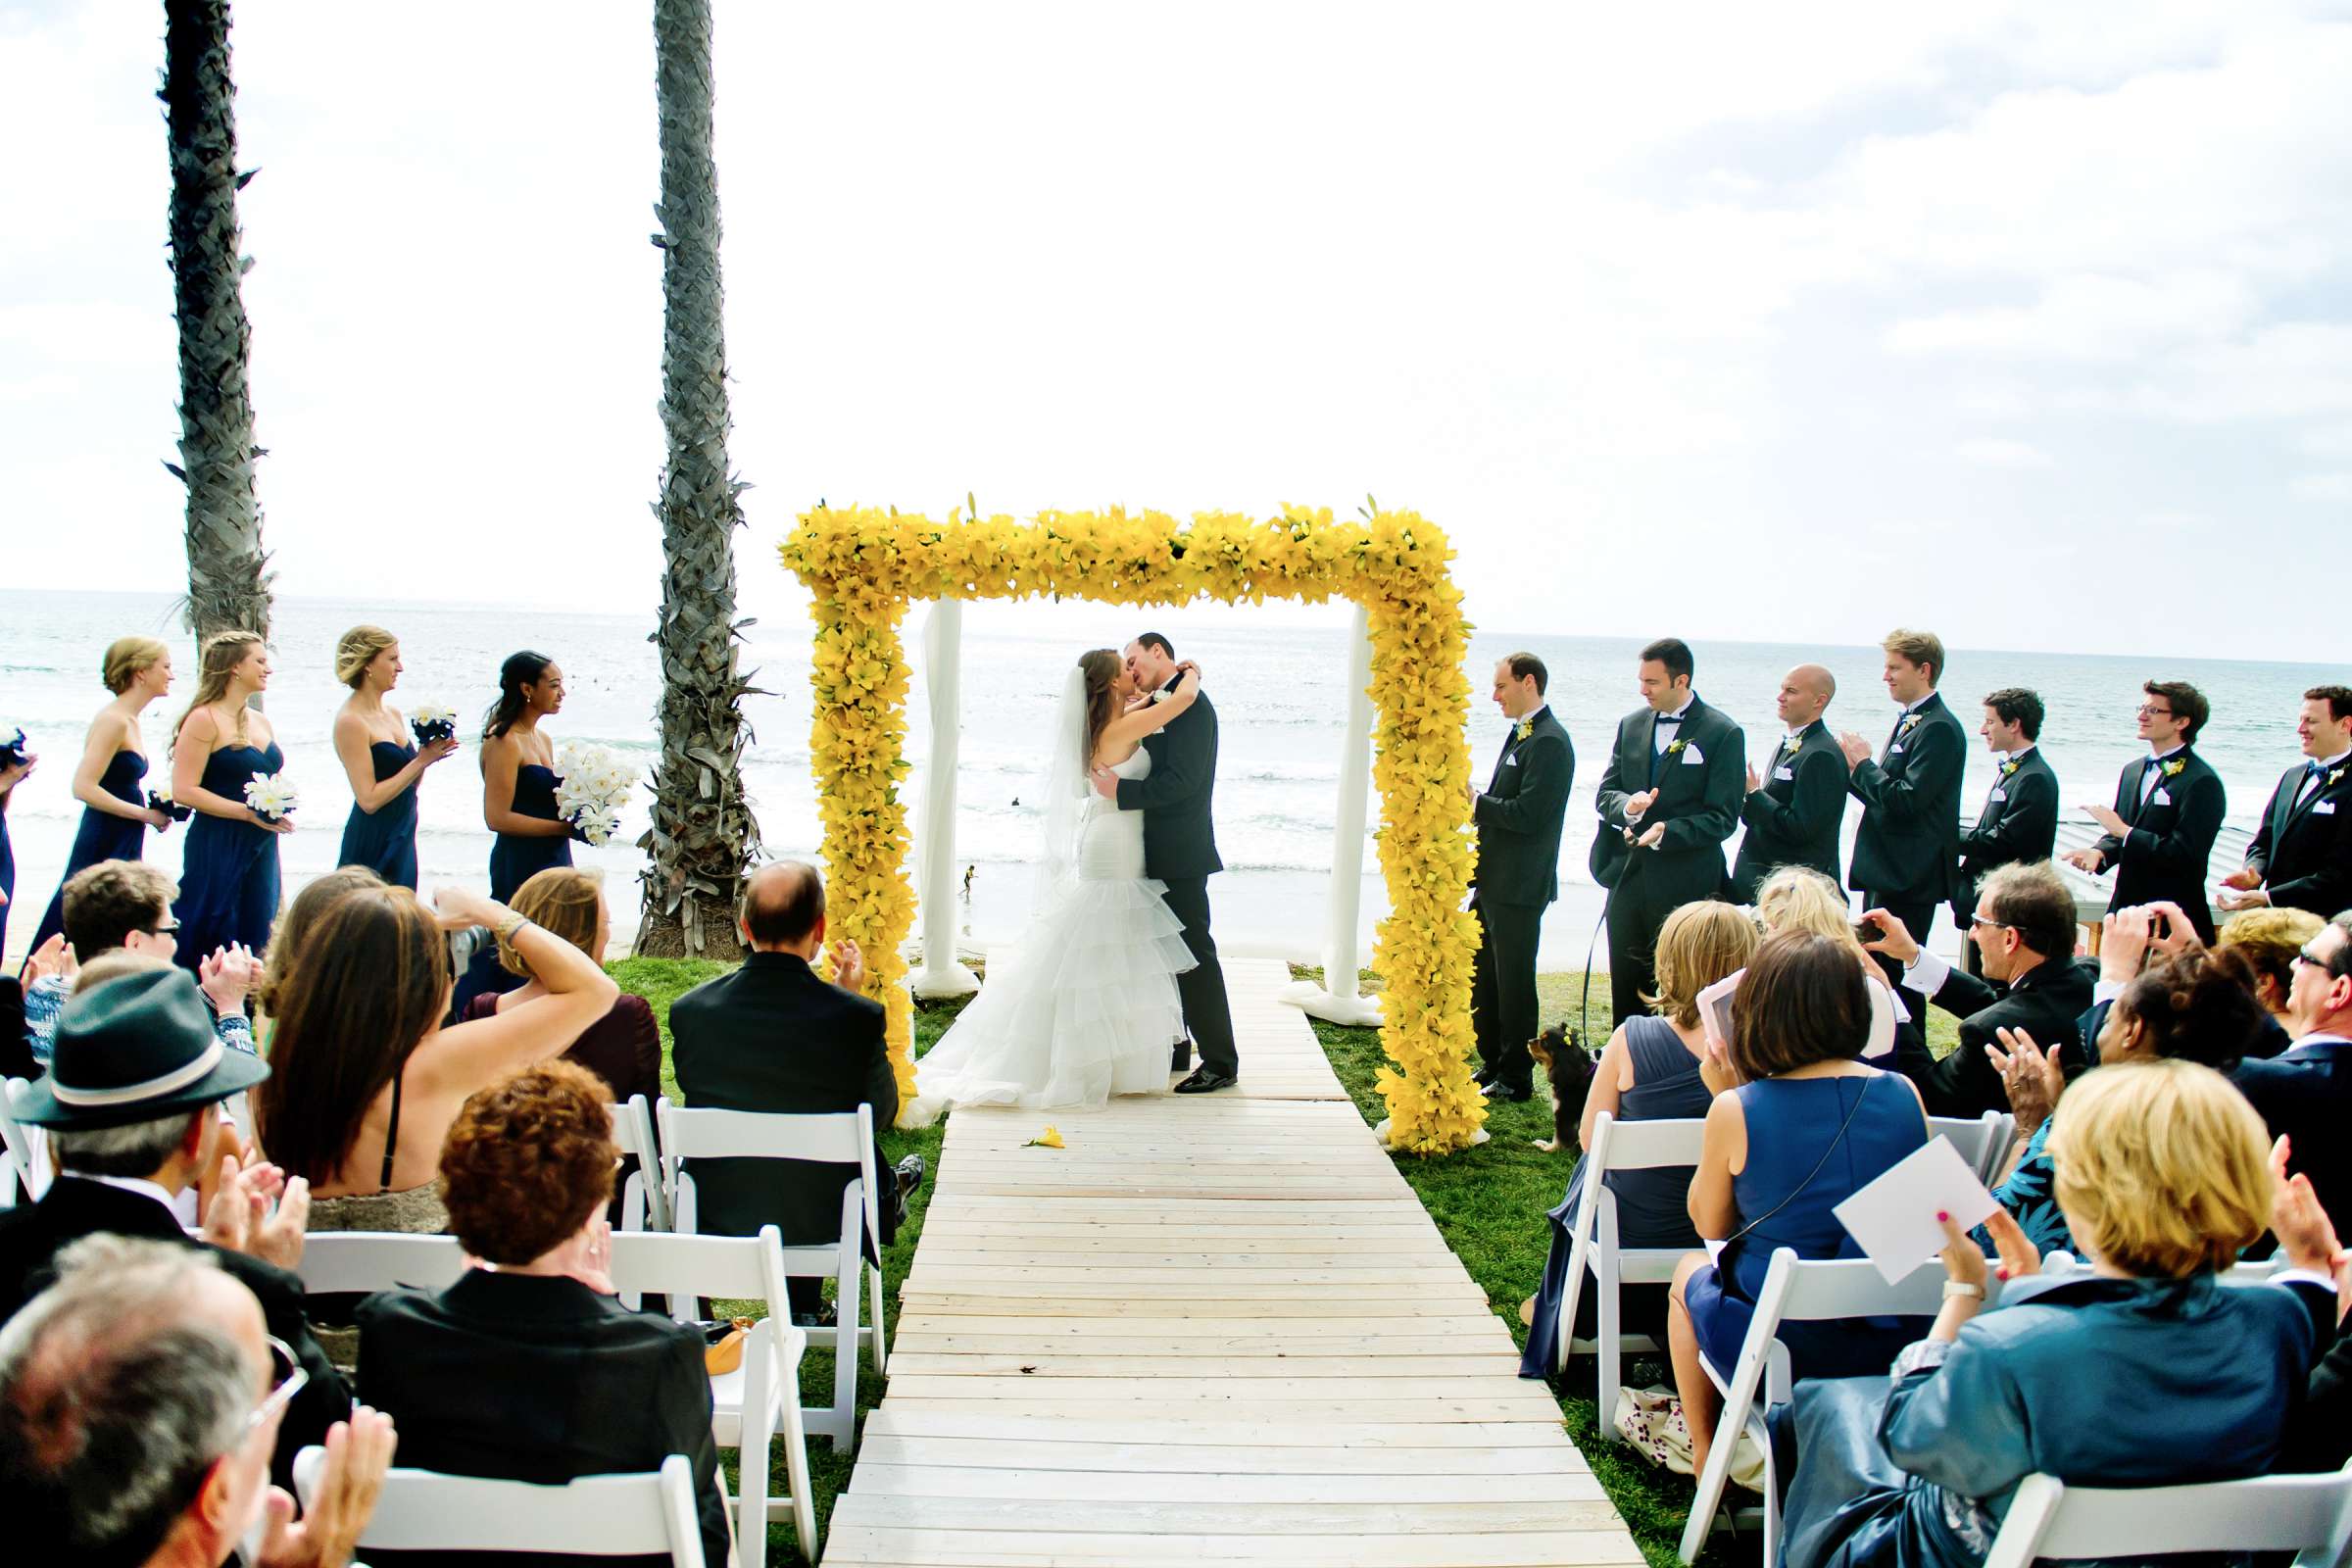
top-left (243, 1336), bottom-right (309, 1438)
top-left (149, 919), bottom-right (181, 936)
top-left (2136, 704), bottom-right (2174, 718)
top-left (1968, 913), bottom-right (2012, 931)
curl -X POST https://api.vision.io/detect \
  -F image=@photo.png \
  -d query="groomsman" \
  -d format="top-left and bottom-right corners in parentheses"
top-left (1730, 663), bottom-right (1846, 904)
top-left (1592, 638), bottom-right (1744, 1026)
top-left (1838, 628), bottom-right (1965, 1073)
top-left (2066, 679), bottom-right (2226, 944)
top-left (2220, 684), bottom-right (2352, 919)
top-left (1954, 687), bottom-right (2059, 972)
top-left (1467, 654), bottom-right (1575, 1102)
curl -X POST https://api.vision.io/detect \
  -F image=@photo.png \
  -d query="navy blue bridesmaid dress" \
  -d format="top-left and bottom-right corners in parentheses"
top-left (172, 741), bottom-right (285, 971)
top-left (487, 761), bottom-right (573, 902)
top-left (338, 740), bottom-right (420, 889)
top-left (27, 750), bottom-right (150, 953)
top-left (0, 794), bottom-right (14, 957)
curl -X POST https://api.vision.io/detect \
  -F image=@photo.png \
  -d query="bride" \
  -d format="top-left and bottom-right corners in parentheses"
top-left (905, 649), bottom-right (1203, 1122)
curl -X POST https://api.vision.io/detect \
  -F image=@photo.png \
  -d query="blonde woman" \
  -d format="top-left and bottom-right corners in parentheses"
top-left (1519, 900), bottom-right (1758, 1378)
top-left (1753, 863), bottom-right (1907, 1059)
top-left (1777, 1059), bottom-right (2332, 1568)
top-left (24, 636), bottom-right (176, 955)
top-left (169, 631), bottom-right (289, 974)
top-left (461, 865), bottom-right (660, 1105)
top-left (332, 625), bottom-right (460, 889)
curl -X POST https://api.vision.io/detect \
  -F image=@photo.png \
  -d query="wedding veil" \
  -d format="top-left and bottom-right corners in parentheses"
top-left (1034, 662), bottom-right (1091, 905)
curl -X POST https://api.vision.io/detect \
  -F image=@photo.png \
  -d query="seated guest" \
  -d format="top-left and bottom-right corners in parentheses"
top-left (1519, 901), bottom-right (1757, 1378)
top-left (252, 883), bottom-right (615, 1237)
top-left (0, 968), bottom-right (350, 1488)
top-left (2217, 905), bottom-right (2326, 1041)
top-left (2234, 910), bottom-right (2352, 1234)
top-left (2221, 685), bottom-right (2352, 918)
top-left (356, 1062), bottom-right (727, 1568)
top-left (1864, 860), bottom-right (2094, 1116)
top-left (2273, 1142), bottom-right (2352, 1474)
top-left (671, 861), bottom-right (922, 1322)
top-left (1755, 864), bottom-right (1908, 1059)
top-left (1667, 931), bottom-right (1932, 1477)
top-left (0, 1235), bottom-right (395, 1568)
top-left (21, 859), bottom-right (258, 1066)
top-left (1777, 1059), bottom-right (2332, 1568)
top-left (462, 867), bottom-right (661, 1105)
top-left (254, 864), bottom-right (385, 1016)
top-left (1977, 945), bottom-right (2274, 1256)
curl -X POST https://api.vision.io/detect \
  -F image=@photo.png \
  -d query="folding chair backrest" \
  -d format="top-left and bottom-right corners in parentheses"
top-left (1772, 1252), bottom-right (1952, 1324)
top-left (293, 1232), bottom-right (467, 1297)
top-left (1591, 1112), bottom-right (1708, 1172)
top-left (611, 1093), bottom-right (670, 1233)
top-left (611, 1093), bottom-right (656, 1162)
top-left (657, 1102), bottom-right (880, 1255)
top-left (296, 1446), bottom-right (707, 1566)
top-left (1928, 1114), bottom-right (2003, 1184)
top-left (606, 1225), bottom-right (792, 1326)
top-left (1984, 1465), bottom-right (2352, 1568)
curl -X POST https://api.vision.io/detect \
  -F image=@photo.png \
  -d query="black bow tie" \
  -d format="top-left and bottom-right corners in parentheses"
top-left (1656, 713), bottom-right (1684, 725)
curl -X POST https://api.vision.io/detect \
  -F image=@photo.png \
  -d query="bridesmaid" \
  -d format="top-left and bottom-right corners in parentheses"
top-left (25, 637), bottom-right (178, 956)
top-left (332, 625), bottom-right (459, 889)
top-left (170, 631), bottom-right (291, 974)
top-left (479, 650), bottom-right (573, 902)
top-left (0, 737), bottom-right (31, 957)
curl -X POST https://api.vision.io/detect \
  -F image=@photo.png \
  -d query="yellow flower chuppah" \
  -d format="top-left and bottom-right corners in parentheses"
top-left (779, 504), bottom-right (1488, 1154)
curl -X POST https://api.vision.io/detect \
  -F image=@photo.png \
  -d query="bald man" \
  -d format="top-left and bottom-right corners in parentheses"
top-left (1730, 663), bottom-right (1848, 903)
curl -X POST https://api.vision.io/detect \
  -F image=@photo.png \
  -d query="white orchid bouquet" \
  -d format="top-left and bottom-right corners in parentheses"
top-left (243, 773), bottom-right (299, 824)
top-left (147, 782), bottom-right (191, 821)
top-left (409, 702), bottom-right (459, 746)
top-left (553, 741), bottom-right (632, 847)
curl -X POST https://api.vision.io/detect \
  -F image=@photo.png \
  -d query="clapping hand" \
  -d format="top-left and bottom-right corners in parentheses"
top-left (828, 937), bottom-right (866, 994)
top-left (1622, 788), bottom-right (1656, 822)
top-left (1743, 761), bottom-right (1761, 794)
top-left (1633, 821), bottom-right (1665, 851)
top-left (2217, 883), bottom-right (2271, 911)
top-left (2271, 1136), bottom-right (2352, 1325)
top-left (253, 1406), bottom-right (397, 1568)
top-left (201, 1151), bottom-right (310, 1271)
top-left (198, 942), bottom-right (262, 1016)
top-left (2099, 906), bottom-right (2154, 983)
top-left (1836, 731), bottom-right (1872, 769)
top-left (2063, 845), bottom-right (2107, 874)
top-left (2082, 803), bottom-right (2129, 837)
top-left (22, 932), bottom-right (75, 988)
top-left (1985, 1025), bottom-right (2062, 1138)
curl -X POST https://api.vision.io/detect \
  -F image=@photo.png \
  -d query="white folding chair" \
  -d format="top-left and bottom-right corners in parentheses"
top-left (0, 1077), bottom-right (51, 1205)
top-left (612, 1092), bottom-right (672, 1233)
top-left (1928, 1111), bottom-right (2011, 1186)
top-left (1678, 1249), bottom-right (1968, 1564)
top-left (1552, 1112), bottom-right (1707, 1407)
top-left (293, 1232), bottom-right (468, 1297)
top-left (2043, 1251), bottom-right (2290, 1287)
top-left (658, 1102), bottom-right (885, 1455)
top-left (296, 1446), bottom-right (709, 1567)
top-left (1984, 1460), bottom-right (2352, 1567)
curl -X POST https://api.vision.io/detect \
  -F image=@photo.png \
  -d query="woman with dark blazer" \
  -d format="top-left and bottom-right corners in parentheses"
top-left (356, 1061), bottom-right (727, 1568)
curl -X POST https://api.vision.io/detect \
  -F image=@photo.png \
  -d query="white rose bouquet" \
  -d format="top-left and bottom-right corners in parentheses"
top-left (147, 782), bottom-right (191, 821)
top-left (553, 741), bottom-right (633, 847)
top-left (243, 773), bottom-right (299, 824)
top-left (409, 703), bottom-right (459, 746)
top-left (2, 727), bottom-right (29, 768)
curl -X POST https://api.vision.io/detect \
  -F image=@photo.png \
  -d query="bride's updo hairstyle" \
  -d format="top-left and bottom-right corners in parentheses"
top-left (1079, 649), bottom-right (1122, 768)
top-left (483, 650), bottom-right (555, 739)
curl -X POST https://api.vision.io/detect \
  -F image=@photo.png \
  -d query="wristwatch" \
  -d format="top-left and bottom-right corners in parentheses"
top-left (1942, 1280), bottom-right (1985, 1300)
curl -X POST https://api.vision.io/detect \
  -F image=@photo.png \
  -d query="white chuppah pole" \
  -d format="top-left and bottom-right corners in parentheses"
top-left (911, 600), bottom-right (980, 999)
top-left (1280, 601), bottom-right (1383, 1026)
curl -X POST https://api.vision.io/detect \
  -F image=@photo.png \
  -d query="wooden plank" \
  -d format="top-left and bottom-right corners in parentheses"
top-left (830, 1494), bottom-right (1627, 1535)
top-left (821, 1526), bottom-right (1643, 1566)
top-left (880, 1353), bottom-right (1511, 1378)
top-left (862, 1410), bottom-right (1579, 1447)
top-left (841, 1464), bottom-right (1607, 1503)
top-left (881, 1396), bottom-right (1567, 1423)
top-left (853, 1435), bottom-right (1585, 1476)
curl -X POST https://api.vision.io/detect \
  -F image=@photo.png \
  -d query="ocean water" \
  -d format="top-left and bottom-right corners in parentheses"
top-left (0, 588), bottom-right (2338, 965)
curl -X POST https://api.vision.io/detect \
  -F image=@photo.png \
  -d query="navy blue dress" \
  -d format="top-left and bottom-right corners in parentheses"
top-left (338, 740), bottom-right (420, 889)
top-left (1683, 1072), bottom-right (1930, 1380)
top-left (1521, 1016), bottom-right (1712, 1376)
top-left (0, 794), bottom-right (14, 956)
top-left (172, 742), bottom-right (284, 971)
top-left (488, 761), bottom-right (571, 903)
top-left (27, 750), bottom-right (150, 953)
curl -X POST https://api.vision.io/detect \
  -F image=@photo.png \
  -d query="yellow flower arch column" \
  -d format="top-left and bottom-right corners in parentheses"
top-left (779, 505), bottom-right (1490, 1154)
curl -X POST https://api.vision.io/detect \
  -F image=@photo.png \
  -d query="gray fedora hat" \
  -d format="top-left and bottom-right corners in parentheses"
top-left (14, 967), bottom-right (270, 1131)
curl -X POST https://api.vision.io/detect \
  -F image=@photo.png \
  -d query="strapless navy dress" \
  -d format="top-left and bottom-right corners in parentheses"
top-left (338, 740), bottom-right (420, 889)
top-left (27, 750), bottom-right (150, 953)
top-left (488, 761), bottom-right (572, 902)
top-left (172, 742), bottom-right (284, 970)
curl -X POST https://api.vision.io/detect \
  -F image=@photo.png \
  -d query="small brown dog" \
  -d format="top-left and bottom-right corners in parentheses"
top-left (1526, 1023), bottom-right (1595, 1152)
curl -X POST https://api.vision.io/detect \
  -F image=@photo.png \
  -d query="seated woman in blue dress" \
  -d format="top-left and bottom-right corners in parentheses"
top-left (1521, 900), bottom-right (1756, 1378)
top-left (1779, 1058), bottom-right (2333, 1568)
top-left (1667, 930), bottom-right (1933, 1479)
top-left (24, 635), bottom-right (176, 956)
top-left (169, 631), bottom-right (292, 974)
top-left (332, 625), bottom-right (461, 890)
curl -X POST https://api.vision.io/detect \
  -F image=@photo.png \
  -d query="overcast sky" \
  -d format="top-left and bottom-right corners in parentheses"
top-left (4, 1), bottom-right (2347, 659)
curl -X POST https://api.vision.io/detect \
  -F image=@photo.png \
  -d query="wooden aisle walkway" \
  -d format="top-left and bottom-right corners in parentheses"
top-left (822, 959), bottom-right (1642, 1566)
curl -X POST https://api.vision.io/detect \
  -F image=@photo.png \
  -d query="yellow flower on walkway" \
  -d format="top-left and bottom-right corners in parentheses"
top-left (1024, 1126), bottom-right (1065, 1150)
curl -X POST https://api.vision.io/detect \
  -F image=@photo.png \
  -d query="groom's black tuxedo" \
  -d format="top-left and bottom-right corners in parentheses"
top-left (1953, 745), bottom-right (2059, 963)
top-left (1116, 679), bottom-right (1237, 1077)
top-left (1469, 707), bottom-right (1575, 1092)
top-left (1592, 693), bottom-right (1745, 1025)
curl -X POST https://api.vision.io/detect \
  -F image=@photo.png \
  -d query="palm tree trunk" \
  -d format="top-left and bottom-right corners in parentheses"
top-left (161, 0), bottom-right (271, 646)
top-left (637, 0), bottom-right (759, 959)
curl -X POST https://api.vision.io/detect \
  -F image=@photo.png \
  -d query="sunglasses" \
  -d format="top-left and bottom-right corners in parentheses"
top-left (244, 1336), bottom-right (308, 1438)
top-left (1968, 913), bottom-right (2013, 932)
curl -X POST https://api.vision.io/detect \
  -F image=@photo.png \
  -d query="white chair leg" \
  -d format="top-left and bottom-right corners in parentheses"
top-left (1595, 1215), bottom-right (1622, 1421)
top-left (832, 1245), bottom-right (860, 1455)
top-left (780, 1372), bottom-right (816, 1561)
top-left (867, 1260), bottom-right (888, 1376)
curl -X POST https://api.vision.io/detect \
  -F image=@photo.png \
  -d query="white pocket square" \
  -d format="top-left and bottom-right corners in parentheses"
top-left (1503, 754), bottom-right (1519, 766)
top-left (2151, 789), bottom-right (2172, 807)
top-left (1773, 765), bottom-right (1794, 782)
top-left (2319, 801), bottom-right (2337, 815)
top-left (1681, 744), bottom-right (1705, 765)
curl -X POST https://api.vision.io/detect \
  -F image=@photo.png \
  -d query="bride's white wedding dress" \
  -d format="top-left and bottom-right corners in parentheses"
top-left (905, 747), bottom-right (1197, 1122)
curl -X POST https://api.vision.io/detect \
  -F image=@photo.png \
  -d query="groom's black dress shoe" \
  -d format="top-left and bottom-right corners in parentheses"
top-left (1172, 1043), bottom-right (1193, 1072)
top-left (1481, 1080), bottom-right (1533, 1102)
top-left (1172, 1068), bottom-right (1237, 1095)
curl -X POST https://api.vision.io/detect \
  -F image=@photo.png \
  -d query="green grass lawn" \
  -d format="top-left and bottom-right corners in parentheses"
top-left (612, 956), bottom-right (1954, 1566)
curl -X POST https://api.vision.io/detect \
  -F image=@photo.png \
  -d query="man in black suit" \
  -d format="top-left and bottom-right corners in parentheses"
top-left (1731, 662), bottom-right (1845, 904)
top-left (1955, 687), bottom-right (2060, 973)
top-left (669, 861), bottom-right (921, 1319)
top-left (1838, 627), bottom-right (1966, 1058)
top-left (1864, 860), bottom-right (2094, 1116)
top-left (2067, 679), bottom-right (2226, 944)
top-left (0, 966), bottom-right (351, 1491)
top-left (2235, 911), bottom-right (2352, 1233)
top-left (1099, 631), bottom-right (1238, 1093)
top-left (1466, 653), bottom-right (1575, 1102)
top-left (1592, 638), bottom-right (1744, 1026)
top-left (2221, 685), bottom-right (2352, 921)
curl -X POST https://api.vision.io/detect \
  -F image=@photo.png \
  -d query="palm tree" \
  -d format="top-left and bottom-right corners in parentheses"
top-left (637, 0), bottom-right (760, 959)
top-left (161, 0), bottom-right (271, 646)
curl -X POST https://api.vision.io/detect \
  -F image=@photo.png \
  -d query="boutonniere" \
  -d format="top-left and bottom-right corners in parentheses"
top-left (1514, 718), bottom-right (1533, 743)
top-left (2329, 765), bottom-right (2346, 788)
top-left (1665, 738), bottom-right (1689, 757)
top-left (1897, 712), bottom-right (1922, 736)
top-left (1149, 689), bottom-right (1171, 706)
top-left (1999, 758), bottom-right (2020, 777)
top-left (2161, 757), bottom-right (2186, 778)
top-left (1781, 735), bottom-right (1802, 756)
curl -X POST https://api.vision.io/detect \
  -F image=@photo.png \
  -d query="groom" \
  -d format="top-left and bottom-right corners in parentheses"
top-left (1094, 631), bottom-right (1240, 1093)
